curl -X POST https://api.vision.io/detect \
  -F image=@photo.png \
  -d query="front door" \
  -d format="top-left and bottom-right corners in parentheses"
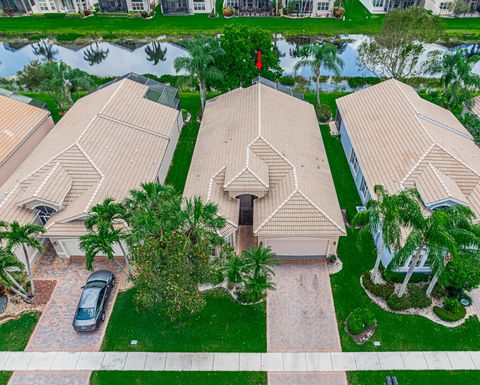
top-left (238, 194), bottom-right (255, 225)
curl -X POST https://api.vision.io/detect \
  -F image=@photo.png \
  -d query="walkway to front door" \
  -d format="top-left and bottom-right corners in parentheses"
top-left (267, 260), bottom-right (347, 385)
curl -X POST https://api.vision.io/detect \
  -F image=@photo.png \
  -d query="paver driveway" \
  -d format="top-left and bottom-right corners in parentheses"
top-left (267, 260), bottom-right (347, 385)
top-left (8, 249), bottom-right (124, 385)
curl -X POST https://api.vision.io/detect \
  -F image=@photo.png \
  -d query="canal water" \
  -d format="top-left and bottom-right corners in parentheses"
top-left (0, 35), bottom-right (479, 83)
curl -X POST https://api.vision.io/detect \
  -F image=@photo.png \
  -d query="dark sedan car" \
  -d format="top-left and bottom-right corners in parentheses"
top-left (73, 270), bottom-right (115, 332)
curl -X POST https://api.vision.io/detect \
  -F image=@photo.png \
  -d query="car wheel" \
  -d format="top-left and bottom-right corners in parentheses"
top-left (111, 277), bottom-right (116, 288)
top-left (101, 312), bottom-right (106, 322)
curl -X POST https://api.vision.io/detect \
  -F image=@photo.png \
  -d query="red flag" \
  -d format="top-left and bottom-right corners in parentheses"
top-left (256, 50), bottom-right (263, 71)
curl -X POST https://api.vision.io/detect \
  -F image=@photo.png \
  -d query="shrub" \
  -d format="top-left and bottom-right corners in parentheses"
top-left (140, 10), bottom-right (149, 18)
top-left (315, 104), bottom-right (332, 122)
top-left (279, 75), bottom-right (295, 87)
top-left (347, 308), bottom-right (376, 335)
top-left (382, 270), bottom-right (430, 283)
top-left (56, 33), bottom-right (82, 42)
top-left (362, 272), bottom-right (394, 300)
top-left (83, 9), bottom-right (92, 16)
top-left (223, 7), bottom-right (234, 16)
top-left (433, 304), bottom-right (466, 322)
top-left (387, 285), bottom-right (432, 311)
top-left (443, 298), bottom-right (462, 313)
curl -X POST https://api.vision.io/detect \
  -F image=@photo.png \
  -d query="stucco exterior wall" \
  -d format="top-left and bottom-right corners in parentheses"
top-left (0, 115), bottom-right (54, 187)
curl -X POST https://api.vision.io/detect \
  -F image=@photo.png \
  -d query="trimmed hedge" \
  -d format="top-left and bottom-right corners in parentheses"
top-left (433, 305), bottom-right (466, 322)
top-left (347, 308), bottom-right (376, 335)
top-left (362, 272), bottom-right (394, 300)
top-left (315, 104), bottom-right (332, 122)
top-left (387, 285), bottom-right (432, 311)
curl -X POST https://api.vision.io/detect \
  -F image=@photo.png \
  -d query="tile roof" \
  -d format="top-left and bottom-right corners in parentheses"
top-left (0, 94), bottom-right (51, 167)
top-left (0, 78), bottom-right (180, 237)
top-left (183, 83), bottom-right (346, 238)
top-left (337, 79), bottom-right (480, 221)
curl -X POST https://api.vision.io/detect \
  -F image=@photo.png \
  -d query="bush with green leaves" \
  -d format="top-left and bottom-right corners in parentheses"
top-left (315, 104), bottom-right (332, 122)
top-left (433, 298), bottom-right (466, 322)
top-left (362, 272), bottom-right (394, 300)
top-left (347, 308), bottom-right (376, 335)
top-left (387, 285), bottom-right (432, 311)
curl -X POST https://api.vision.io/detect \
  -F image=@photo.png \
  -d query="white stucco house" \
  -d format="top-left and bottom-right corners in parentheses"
top-left (336, 79), bottom-right (480, 272)
top-left (0, 74), bottom-right (183, 262)
top-left (183, 78), bottom-right (346, 258)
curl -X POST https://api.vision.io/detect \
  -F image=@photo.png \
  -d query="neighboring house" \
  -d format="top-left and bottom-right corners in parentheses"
top-left (0, 0), bottom-right (31, 12)
top-left (0, 73), bottom-right (182, 262)
top-left (223, 0), bottom-right (333, 16)
top-left (160, 0), bottom-right (213, 14)
top-left (98, 0), bottom-right (150, 12)
top-left (359, 0), bottom-right (422, 14)
top-left (424, 0), bottom-right (454, 16)
top-left (336, 79), bottom-right (480, 272)
top-left (0, 89), bottom-right (54, 187)
top-left (282, 0), bottom-right (334, 16)
top-left (29, 0), bottom-right (92, 13)
top-left (183, 78), bottom-right (346, 258)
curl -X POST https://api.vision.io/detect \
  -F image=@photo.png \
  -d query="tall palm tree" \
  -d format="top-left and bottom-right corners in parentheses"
top-left (393, 205), bottom-right (480, 298)
top-left (83, 42), bottom-right (110, 66)
top-left (425, 205), bottom-right (480, 296)
top-left (0, 221), bottom-right (45, 297)
top-left (174, 36), bottom-right (224, 112)
top-left (80, 227), bottom-right (130, 277)
top-left (145, 42), bottom-right (167, 65)
top-left (293, 42), bottom-right (344, 106)
top-left (123, 182), bottom-right (181, 243)
top-left (84, 198), bottom-right (131, 277)
top-left (0, 246), bottom-right (30, 301)
top-left (242, 243), bottom-right (276, 277)
top-left (352, 185), bottom-right (422, 283)
top-left (181, 196), bottom-right (225, 246)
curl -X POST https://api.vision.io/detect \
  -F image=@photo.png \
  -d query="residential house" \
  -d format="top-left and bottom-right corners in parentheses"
top-left (0, 0), bottom-right (31, 13)
top-left (159, 0), bottom-right (213, 14)
top-left (336, 79), bottom-right (480, 272)
top-left (282, 0), bottom-right (334, 16)
top-left (183, 78), bottom-right (346, 258)
top-left (425, 0), bottom-right (480, 15)
top-left (0, 89), bottom-right (54, 186)
top-left (98, 0), bottom-right (150, 12)
top-left (0, 74), bottom-right (182, 263)
top-left (462, 95), bottom-right (480, 119)
top-left (359, 0), bottom-right (422, 14)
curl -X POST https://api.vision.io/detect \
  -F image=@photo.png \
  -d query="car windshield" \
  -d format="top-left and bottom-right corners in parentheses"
top-left (76, 307), bottom-right (95, 320)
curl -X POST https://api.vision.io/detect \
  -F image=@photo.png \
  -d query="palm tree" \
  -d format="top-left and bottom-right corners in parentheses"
top-left (393, 205), bottom-right (480, 298)
top-left (83, 42), bottom-right (110, 66)
top-left (181, 196), bottom-right (225, 246)
top-left (145, 42), bottom-right (167, 65)
top-left (244, 270), bottom-right (276, 302)
top-left (0, 221), bottom-right (45, 297)
top-left (242, 243), bottom-right (276, 277)
top-left (425, 206), bottom-right (480, 296)
top-left (352, 185), bottom-right (422, 283)
top-left (84, 198), bottom-right (132, 277)
top-left (80, 227), bottom-right (130, 277)
top-left (428, 49), bottom-right (480, 110)
top-left (224, 254), bottom-right (246, 284)
top-left (174, 36), bottom-right (224, 112)
top-left (293, 42), bottom-right (344, 106)
top-left (123, 182), bottom-right (181, 243)
top-left (0, 246), bottom-right (30, 301)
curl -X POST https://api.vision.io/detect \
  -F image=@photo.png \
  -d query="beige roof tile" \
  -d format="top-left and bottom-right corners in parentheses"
top-left (337, 79), bottom-right (480, 221)
top-left (184, 83), bottom-right (345, 237)
top-left (0, 78), bottom-right (180, 237)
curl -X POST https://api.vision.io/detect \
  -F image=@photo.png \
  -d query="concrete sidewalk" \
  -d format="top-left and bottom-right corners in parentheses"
top-left (0, 351), bottom-right (479, 372)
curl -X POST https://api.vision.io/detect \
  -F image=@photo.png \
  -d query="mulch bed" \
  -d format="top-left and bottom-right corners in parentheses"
top-left (31, 280), bottom-right (56, 306)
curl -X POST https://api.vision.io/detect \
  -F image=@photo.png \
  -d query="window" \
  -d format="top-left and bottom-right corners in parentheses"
top-left (317, 1), bottom-right (329, 10)
top-left (35, 205), bottom-right (56, 225)
top-left (349, 149), bottom-right (360, 176)
top-left (225, 0), bottom-right (238, 6)
top-left (131, 1), bottom-right (144, 10)
top-left (193, 0), bottom-right (205, 10)
top-left (360, 178), bottom-right (369, 200)
top-left (372, 0), bottom-right (383, 6)
top-left (439, 2), bottom-right (450, 8)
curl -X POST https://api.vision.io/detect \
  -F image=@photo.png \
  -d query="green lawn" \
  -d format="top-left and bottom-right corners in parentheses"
top-left (320, 119), bottom-right (480, 351)
top-left (90, 372), bottom-right (266, 385)
top-left (20, 92), bottom-right (85, 123)
top-left (0, 312), bottom-right (39, 351)
top-left (348, 371), bottom-right (480, 385)
top-left (102, 289), bottom-right (266, 352)
top-left (0, 372), bottom-right (11, 385)
top-left (0, 0), bottom-right (478, 40)
top-left (165, 93), bottom-right (201, 193)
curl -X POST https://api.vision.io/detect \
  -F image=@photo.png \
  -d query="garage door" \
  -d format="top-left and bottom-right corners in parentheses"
top-left (263, 238), bottom-right (329, 258)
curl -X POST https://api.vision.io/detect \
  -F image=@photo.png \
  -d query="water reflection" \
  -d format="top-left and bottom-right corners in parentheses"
top-left (83, 42), bottom-right (110, 66)
top-left (145, 41), bottom-right (168, 65)
top-left (32, 40), bottom-right (58, 61)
